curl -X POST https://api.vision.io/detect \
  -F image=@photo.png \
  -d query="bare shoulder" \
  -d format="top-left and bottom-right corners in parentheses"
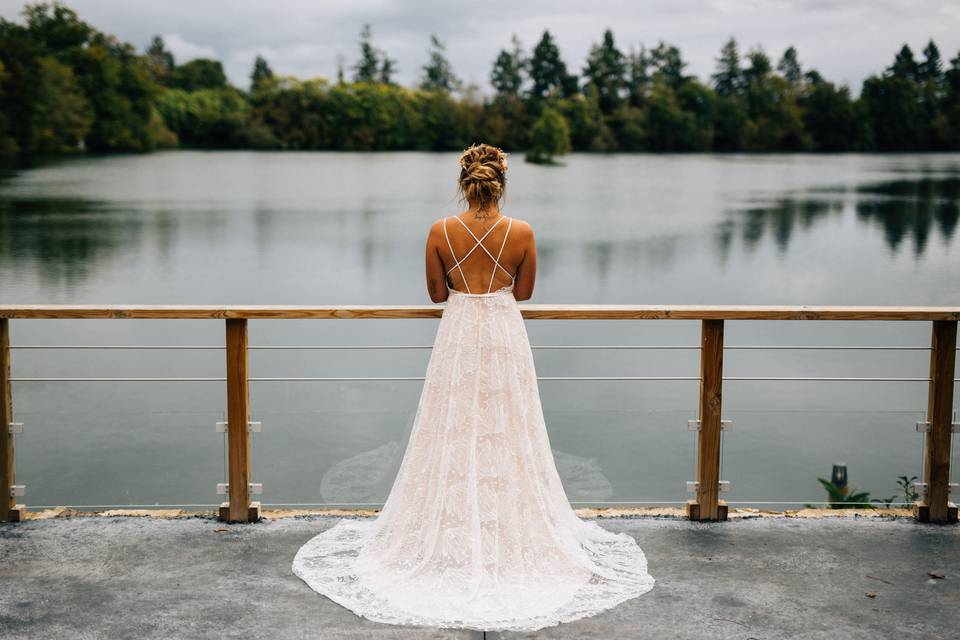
top-left (427, 217), bottom-right (448, 240)
top-left (508, 217), bottom-right (535, 242)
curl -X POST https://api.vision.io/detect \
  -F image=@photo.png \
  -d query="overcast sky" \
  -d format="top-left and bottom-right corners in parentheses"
top-left (3, 0), bottom-right (959, 95)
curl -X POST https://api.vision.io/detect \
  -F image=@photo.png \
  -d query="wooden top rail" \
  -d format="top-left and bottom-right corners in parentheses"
top-left (0, 304), bottom-right (958, 321)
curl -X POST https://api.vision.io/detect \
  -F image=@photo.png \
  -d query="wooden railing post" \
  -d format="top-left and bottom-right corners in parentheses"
top-left (914, 320), bottom-right (958, 524)
top-left (687, 319), bottom-right (728, 521)
top-left (219, 319), bottom-right (260, 523)
top-left (1, 319), bottom-right (26, 522)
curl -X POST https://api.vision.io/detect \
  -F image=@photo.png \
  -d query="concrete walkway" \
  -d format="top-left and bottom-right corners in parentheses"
top-left (1, 514), bottom-right (958, 639)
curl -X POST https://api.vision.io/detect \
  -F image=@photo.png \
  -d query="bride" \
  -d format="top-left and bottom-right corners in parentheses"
top-left (292, 143), bottom-right (655, 632)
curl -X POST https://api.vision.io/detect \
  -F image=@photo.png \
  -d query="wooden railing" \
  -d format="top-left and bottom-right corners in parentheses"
top-left (0, 305), bottom-right (957, 524)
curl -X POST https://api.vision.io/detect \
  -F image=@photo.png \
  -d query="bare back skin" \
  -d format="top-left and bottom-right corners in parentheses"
top-left (424, 205), bottom-right (537, 303)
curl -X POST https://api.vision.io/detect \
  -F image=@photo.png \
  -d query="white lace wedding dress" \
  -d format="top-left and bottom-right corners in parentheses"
top-left (292, 216), bottom-right (655, 632)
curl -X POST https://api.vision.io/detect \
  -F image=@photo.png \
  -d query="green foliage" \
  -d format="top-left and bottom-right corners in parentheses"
top-left (811, 474), bottom-right (911, 509)
top-left (250, 55), bottom-right (273, 92)
top-left (528, 30), bottom-right (577, 106)
top-left (648, 41), bottom-right (688, 89)
top-left (581, 29), bottom-right (626, 114)
top-left (3, 4), bottom-right (960, 156)
top-left (778, 46), bottom-right (802, 85)
top-left (712, 37), bottom-right (743, 97)
top-left (351, 23), bottom-right (397, 86)
top-left (167, 59), bottom-right (227, 91)
top-left (800, 79), bottom-right (857, 151)
top-left (860, 75), bottom-right (923, 150)
top-left (814, 478), bottom-right (875, 509)
top-left (895, 475), bottom-right (920, 505)
top-left (0, 2), bottom-right (168, 153)
top-left (146, 35), bottom-right (173, 84)
top-left (155, 86), bottom-right (255, 148)
top-left (491, 34), bottom-right (526, 98)
top-left (30, 55), bottom-right (91, 152)
top-left (420, 34), bottom-right (460, 93)
top-left (526, 106), bottom-right (570, 163)
top-left (557, 90), bottom-right (605, 150)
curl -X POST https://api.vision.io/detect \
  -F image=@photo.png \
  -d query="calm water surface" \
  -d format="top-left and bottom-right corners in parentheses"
top-left (1, 151), bottom-right (958, 509)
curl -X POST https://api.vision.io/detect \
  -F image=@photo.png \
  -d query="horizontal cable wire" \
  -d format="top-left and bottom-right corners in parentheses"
top-left (9, 344), bottom-right (948, 350)
top-left (10, 376), bottom-right (697, 382)
top-left (29, 500), bottom-right (916, 509)
top-left (31, 504), bottom-right (223, 509)
top-left (724, 501), bottom-right (916, 505)
top-left (27, 501), bottom-right (690, 509)
top-left (12, 376), bottom-right (955, 382)
top-left (11, 377), bottom-right (229, 382)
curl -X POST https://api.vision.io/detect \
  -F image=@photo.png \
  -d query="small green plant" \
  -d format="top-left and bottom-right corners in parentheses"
top-left (811, 477), bottom-right (875, 509)
top-left (891, 474), bottom-right (919, 506)
top-left (869, 492), bottom-right (899, 507)
top-left (525, 107), bottom-right (571, 165)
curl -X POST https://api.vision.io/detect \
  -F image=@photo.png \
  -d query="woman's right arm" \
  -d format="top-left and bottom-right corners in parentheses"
top-left (425, 219), bottom-right (450, 304)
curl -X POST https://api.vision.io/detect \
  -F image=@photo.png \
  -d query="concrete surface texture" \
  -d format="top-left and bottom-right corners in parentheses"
top-left (0, 514), bottom-right (958, 640)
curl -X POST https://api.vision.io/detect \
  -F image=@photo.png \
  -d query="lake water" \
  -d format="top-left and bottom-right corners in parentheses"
top-left (1, 151), bottom-right (958, 510)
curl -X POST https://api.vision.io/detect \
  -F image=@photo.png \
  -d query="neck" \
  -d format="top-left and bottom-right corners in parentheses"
top-left (466, 204), bottom-right (500, 220)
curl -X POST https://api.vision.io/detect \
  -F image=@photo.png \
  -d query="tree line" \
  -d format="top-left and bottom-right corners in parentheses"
top-left (2, 1), bottom-right (959, 157)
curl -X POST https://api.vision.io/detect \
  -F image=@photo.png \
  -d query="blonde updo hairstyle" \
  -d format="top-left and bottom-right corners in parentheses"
top-left (457, 143), bottom-right (508, 214)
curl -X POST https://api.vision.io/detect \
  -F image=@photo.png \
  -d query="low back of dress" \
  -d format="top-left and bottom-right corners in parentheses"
top-left (443, 215), bottom-right (516, 294)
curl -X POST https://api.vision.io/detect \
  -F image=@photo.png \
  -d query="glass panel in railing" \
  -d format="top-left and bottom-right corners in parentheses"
top-left (532, 319), bottom-right (702, 508)
top-left (720, 407), bottom-right (926, 508)
top-left (539, 399), bottom-right (697, 508)
top-left (15, 405), bottom-right (225, 509)
top-left (719, 319), bottom-right (932, 509)
top-left (9, 320), bottom-right (228, 509)
top-left (248, 387), bottom-right (422, 509)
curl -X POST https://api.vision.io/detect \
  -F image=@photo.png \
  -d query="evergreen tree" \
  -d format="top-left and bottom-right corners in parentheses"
top-left (581, 28), bottom-right (627, 113)
top-left (528, 30), bottom-right (576, 103)
top-left (336, 53), bottom-right (345, 85)
top-left (420, 34), bottom-right (460, 92)
top-left (379, 53), bottom-right (397, 84)
top-left (860, 73), bottom-right (922, 150)
top-left (626, 44), bottom-right (651, 107)
top-left (801, 79), bottom-right (856, 150)
top-left (743, 46), bottom-right (772, 85)
top-left (712, 37), bottom-right (743, 97)
top-left (353, 23), bottom-right (379, 83)
top-left (146, 35), bottom-right (174, 83)
top-left (804, 69), bottom-right (824, 85)
top-left (889, 44), bottom-right (919, 81)
top-left (919, 40), bottom-right (943, 83)
top-left (777, 46), bottom-right (802, 84)
top-left (946, 51), bottom-right (960, 100)
top-left (251, 54), bottom-right (273, 91)
top-left (648, 41), bottom-right (688, 88)
top-left (490, 34), bottom-right (526, 97)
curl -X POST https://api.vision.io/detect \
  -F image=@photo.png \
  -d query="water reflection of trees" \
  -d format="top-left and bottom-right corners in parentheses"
top-left (0, 197), bottom-right (139, 287)
top-left (719, 175), bottom-right (959, 260)
top-left (855, 177), bottom-right (959, 255)
top-left (717, 198), bottom-right (842, 262)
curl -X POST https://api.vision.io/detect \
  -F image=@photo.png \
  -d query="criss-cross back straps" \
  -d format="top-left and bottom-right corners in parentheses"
top-left (442, 216), bottom-right (515, 293)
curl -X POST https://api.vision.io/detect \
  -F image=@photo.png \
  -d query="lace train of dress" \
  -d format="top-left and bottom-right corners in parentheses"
top-left (291, 285), bottom-right (655, 632)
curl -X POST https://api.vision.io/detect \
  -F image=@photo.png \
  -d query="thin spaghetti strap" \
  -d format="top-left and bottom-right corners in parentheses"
top-left (444, 216), bottom-right (506, 292)
top-left (443, 217), bottom-right (471, 294)
top-left (487, 217), bottom-right (514, 293)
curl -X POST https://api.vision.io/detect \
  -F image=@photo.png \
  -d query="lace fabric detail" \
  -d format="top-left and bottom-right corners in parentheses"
top-left (292, 289), bottom-right (655, 632)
